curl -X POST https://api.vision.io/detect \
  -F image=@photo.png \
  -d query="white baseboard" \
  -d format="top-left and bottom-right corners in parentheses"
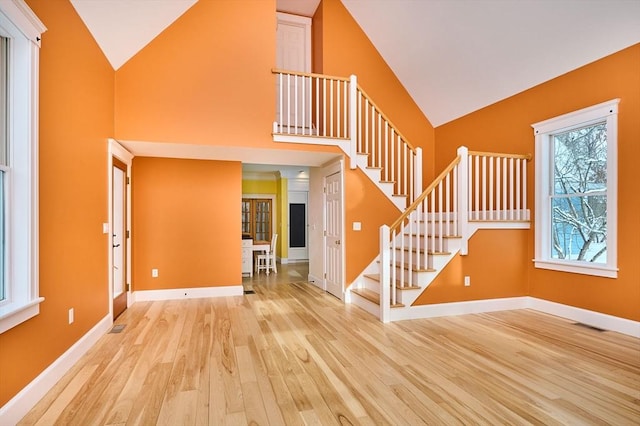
top-left (0, 314), bottom-right (112, 425)
top-left (132, 285), bottom-right (243, 302)
top-left (388, 296), bottom-right (640, 338)
top-left (526, 297), bottom-right (640, 338)
top-left (390, 297), bottom-right (528, 322)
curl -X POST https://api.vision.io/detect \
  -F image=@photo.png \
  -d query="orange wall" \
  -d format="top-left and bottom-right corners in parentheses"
top-left (315, 0), bottom-right (436, 182)
top-left (132, 158), bottom-right (242, 290)
top-left (0, 0), bottom-right (114, 407)
top-left (314, 0), bottom-right (439, 283)
top-left (345, 169), bottom-right (401, 283)
top-left (434, 44), bottom-right (640, 321)
top-left (413, 230), bottom-right (529, 305)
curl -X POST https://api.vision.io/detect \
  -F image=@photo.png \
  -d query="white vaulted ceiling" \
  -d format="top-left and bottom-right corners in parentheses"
top-left (70, 0), bottom-right (640, 127)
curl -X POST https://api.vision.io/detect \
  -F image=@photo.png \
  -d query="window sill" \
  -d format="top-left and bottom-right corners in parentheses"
top-left (533, 259), bottom-right (618, 279)
top-left (0, 297), bottom-right (45, 334)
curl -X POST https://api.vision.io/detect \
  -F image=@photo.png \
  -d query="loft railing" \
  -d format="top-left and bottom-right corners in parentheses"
top-left (379, 146), bottom-right (530, 322)
top-left (272, 69), bottom-right (422, 205)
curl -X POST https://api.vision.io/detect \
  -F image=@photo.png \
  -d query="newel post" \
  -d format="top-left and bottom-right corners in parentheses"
top-left (349, 74), bottom-right (358, 170)
top-left (457, 146), bottom-right (469, 255)
top-left (380, 225), bottom-right (391, 323)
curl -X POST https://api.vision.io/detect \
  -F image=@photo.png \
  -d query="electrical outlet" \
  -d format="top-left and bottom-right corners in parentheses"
top-left (152, 268), bottom-right (159, 278)
top-left (464, 276), bottom-right (471, 287)
top-left (68, 308), bottom-right (74, 324)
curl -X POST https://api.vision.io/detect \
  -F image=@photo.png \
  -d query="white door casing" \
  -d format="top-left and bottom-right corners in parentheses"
top-left (108, 139), bottom-right (133, 319)
top-left (324, 171), bottom-right (343, 299)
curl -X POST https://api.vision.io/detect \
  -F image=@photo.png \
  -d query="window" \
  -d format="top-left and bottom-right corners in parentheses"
top-left (532, 99), bottom-right (619, 278)
top-left (0, 1), bottom-right (46, 333)
top-left (242, 198), bottom-right (272, 242)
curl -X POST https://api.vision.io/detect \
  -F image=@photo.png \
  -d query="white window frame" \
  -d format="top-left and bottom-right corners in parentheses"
top-left (532, 99), bottom-right (619, 279)
top-left (0, 0), bottom-right (45, 333)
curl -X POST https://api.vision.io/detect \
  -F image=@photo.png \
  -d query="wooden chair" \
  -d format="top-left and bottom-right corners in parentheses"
top-left (256, 234), bottom-right (278, 275)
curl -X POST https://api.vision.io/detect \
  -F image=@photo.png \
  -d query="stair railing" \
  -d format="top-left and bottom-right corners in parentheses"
top-left (272, 69), bottom-right (422, 205)
top-left (379, 146), bottom-right (531, 322)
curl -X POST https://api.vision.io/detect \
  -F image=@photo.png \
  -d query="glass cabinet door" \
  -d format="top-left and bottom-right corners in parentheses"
top-left (254, 199), bottom-right (271, 242)
top-left (241, 199), bottom-right (252, 237)
top-left (242, 198), bottom-right (272, 242)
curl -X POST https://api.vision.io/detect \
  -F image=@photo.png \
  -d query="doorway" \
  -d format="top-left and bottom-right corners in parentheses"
top-left (112, 158), bottom-right (127, 319)
top-left (108, 139), bottom-right (133, 320)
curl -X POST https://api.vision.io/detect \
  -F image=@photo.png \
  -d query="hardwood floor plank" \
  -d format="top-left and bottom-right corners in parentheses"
top-left (18, 264), bottom-right (640, 425)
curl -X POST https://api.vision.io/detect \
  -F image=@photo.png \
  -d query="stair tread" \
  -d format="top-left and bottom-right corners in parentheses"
top-left (351, 288), bottom-right (405, 308)
top-left (392, 194), bottom-right (407, 198)
top-left (379, 180), bottom-right (395, 184)
top-left (403, 233), bottom-right (462, 239)
top-left (377, 260), bottom-right (437, 272)
top-left (366, 166), bottom-right (383, 170)
top-left (363, 274), bottom-right (421, 290)
top-left (394, 248), bottom-right (452, 256)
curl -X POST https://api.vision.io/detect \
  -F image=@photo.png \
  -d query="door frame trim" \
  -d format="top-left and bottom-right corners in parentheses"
top-left (108, 139), bottom-right (133, 320)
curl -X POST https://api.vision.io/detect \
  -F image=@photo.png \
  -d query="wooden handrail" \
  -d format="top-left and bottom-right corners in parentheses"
top-left (468, 150), bottom-right (532, 161)
top-left (271, 68), bottom-right (350, 83)
top-left (356, 85), bottom-right (416, 152)
top-left (389, 155), bottom-right (461, 231)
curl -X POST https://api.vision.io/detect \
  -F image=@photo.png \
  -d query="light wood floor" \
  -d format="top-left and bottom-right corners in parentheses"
top-left (20, 265), bottom-right (640, 425)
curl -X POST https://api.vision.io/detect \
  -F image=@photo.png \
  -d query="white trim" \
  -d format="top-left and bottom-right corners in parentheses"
top-left (0, 314), bottom-right (111, 424)
top-left (532, 99), bottom-right (619, 277)
top-left (386, 296), bottom-right (639, 338)
top-left (107, 139), bottom-right (134, 317)
top-left (527, 297), bottom-right (640, 338)
top-left (533, 259), bottom-right (618, 278)
top-left (0, 0), bottom-right (46, 45)
top-left (390, 297), bottom-right (529, 322)
top-left (132, 285), bottom-right (244, 302)
top-left (0, 0), bottom-right (44, 333)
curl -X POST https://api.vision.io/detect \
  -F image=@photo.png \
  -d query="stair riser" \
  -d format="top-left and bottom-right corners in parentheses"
top-left (413, 222), bottom-right (459, 235)
top-left (396, 236), bottom-right (453, 252)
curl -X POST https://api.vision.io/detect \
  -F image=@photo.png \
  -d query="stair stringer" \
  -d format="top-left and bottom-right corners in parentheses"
top-left (272, 133), bottom-right (407, 212)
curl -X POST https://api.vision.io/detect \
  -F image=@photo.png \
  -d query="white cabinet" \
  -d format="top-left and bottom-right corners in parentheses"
top-left (242, 239), bottom-right (253, 277)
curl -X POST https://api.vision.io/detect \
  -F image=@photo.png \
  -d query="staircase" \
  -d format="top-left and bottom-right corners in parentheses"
top-left (272, 69), bottom-right (530, 322)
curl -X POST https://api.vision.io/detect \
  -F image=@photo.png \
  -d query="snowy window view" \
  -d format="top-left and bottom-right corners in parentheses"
top-left (551, 123), bottom-right (607, 263)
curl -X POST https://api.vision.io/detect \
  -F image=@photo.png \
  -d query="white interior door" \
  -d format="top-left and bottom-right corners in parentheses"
top-left (325, 171), bottom-right (343, 299)
top-left (276, 13), bottom-right (311, 130)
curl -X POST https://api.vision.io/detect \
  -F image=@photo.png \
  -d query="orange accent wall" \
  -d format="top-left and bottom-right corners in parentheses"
top-left (0, 0), bottom-right (114, 407)
top-left (345, 169), bottom-right (400, 283)
top-left (413, 230), bottom-right (529, 305)
top-left (314, 0), bottom-right (435, 182)
top-left (132, 158), bottom-right (241, 290)
top-left (114, 0), bottom-right (275, 145)
top-left (434, 44), bottom-right (640, 321)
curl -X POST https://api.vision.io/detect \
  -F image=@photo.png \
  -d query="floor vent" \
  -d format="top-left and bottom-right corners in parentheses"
top-left (109, 324), bottom-right (126, 334)
top-left (574, 322), bottom-right (606, 332)
top-left (244, 289), bottom-right (256, 295)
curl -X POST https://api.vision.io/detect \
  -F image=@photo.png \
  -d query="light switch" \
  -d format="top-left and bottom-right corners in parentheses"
top-left (353, 222), bottom-right (362, 231)
top-left (102, 223), bottom-right (109, 234)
